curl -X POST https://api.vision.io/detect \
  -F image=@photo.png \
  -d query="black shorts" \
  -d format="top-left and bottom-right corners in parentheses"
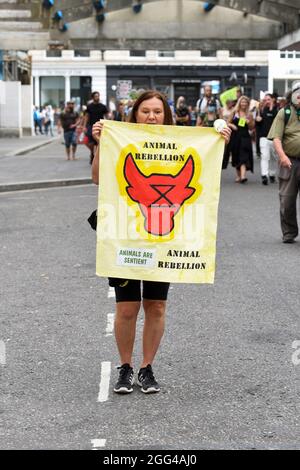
top-left (114, 280), bottom-right (170, 303)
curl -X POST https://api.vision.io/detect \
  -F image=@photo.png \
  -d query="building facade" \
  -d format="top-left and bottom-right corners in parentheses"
top-left (268, 50), bottom-right (300, 97)
top-left (30, 50), bottom-right (106, 109)
top-left (30, 49), bottom-right (269, 109)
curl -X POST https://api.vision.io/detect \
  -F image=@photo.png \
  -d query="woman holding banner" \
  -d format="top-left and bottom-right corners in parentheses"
top-left (92, 90), bottom-right (231, 395)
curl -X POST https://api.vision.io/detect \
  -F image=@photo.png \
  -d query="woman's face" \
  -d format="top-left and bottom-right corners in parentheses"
top-left (135, 97), bottom-right (165, 125)
top-left (240, 99), bottom-right (248, 110)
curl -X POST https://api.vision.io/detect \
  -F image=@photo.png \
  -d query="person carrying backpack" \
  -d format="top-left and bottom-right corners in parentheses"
top-left (268, 82), bottom-right (300, 243)
top-left (196, 85), bottom-right (222, 127)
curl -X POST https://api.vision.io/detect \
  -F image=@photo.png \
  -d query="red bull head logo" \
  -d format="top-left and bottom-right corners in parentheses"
top-left (124, 154), bottom-right (196, 236)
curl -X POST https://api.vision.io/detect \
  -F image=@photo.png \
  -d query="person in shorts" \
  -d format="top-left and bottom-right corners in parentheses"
top-left (57, 101), bottom-right (80, 160)
top-left (91, 91), bottom-right (231, 394)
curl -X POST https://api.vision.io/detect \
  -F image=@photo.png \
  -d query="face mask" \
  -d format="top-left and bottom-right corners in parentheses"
top-left (291, 89), bottom-right (300, 107)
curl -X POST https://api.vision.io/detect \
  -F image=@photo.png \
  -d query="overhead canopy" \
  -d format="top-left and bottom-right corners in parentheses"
top-left (48, 0), bottom-right (300, 50)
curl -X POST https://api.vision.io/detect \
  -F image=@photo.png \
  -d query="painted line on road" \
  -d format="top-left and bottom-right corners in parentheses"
top-left (105, 313), bottom-right (115, 337)
top-left (108, 286), bottom-right (115, 298)
top-left (0, 340), bottom-right (6, 366)
top-left (91, 438), bottom-right (106, 450)
top-left (97, 361), bottom-right (111, 402)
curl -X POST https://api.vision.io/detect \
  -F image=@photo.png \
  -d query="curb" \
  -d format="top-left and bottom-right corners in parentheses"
top-left (3, 137), bottom-right (60, 158)
top-left (0, 178), bottom-right (93, 193)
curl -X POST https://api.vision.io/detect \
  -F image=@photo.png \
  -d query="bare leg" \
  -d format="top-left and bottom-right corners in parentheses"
top-left (114, 301), bottom-right (140, 366)
top-left (66, 147), bottom-right (71, 160)
top-left (240, 164), bottom-right (247, 180)
top-left (141, 300), bottom-right (166, 368)
top-left (235, 168), bottom-right (241, 182)
top-left (71, 145), bottom-right (77, 160)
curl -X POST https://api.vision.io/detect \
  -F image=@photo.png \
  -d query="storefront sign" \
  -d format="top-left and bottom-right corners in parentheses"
top-left (116, 80), bottom-right (132, 99)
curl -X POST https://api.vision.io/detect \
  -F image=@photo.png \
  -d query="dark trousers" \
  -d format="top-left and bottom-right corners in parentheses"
top-left (279, 158), bottom-right (300, 241)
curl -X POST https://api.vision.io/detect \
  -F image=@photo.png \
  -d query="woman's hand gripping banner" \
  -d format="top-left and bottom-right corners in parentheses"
top-left (96, 120), bottom-right (225, 283)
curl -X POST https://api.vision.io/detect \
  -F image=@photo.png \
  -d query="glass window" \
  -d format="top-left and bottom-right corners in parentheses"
top-left (153, 78), bottom-right (171, 97)
top-left (46, 49), bottom-right (62, 57)
top-left (158, 51), bottom-right (175, 58)
top-left (40, 76), bottom-right (65, 107)
top-left (71, 76), bottom-right (91, 106)
top-left (130, 50), bottom-right (146, 57)
top-left (201, 50), bottom-right (216, 57)
top-left (273, 79), bottom-right (286, 97)
top-left (130, 77), bottom-right (150, 89)
top-left (229, 50), bottom-right (245, 57)
top-left (74, 50), bottom-right (90, 57)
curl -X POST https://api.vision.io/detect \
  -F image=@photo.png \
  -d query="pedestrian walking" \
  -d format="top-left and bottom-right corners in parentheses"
top-left (44, 105), bottom-right (55, 137)
top-left (228, 95), bottom-right (255, 183)
top-left (84, 91), bottom-right (109, 164)
top-left (268, 81), bottom-right (300, 243)
top-left (57, 101), bottom-right (80, 161)
top-left (196, 85), bottom-right (222, 127)
top-left (33, 106), bottom-right (43, 135)
top-left (175, 96), bottom-right (190, 126)
top-left (256, 94), bottom-right (278, 185)
top-left (91, 90), bottom-right (231, 395)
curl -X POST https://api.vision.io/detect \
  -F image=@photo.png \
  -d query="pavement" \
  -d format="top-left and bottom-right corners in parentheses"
top-left (1, 137), bottom-right (300, 450)
top-left (0, 134), bottom-right (92, 192)
top-left (0, 142), bottom-right (300, 449)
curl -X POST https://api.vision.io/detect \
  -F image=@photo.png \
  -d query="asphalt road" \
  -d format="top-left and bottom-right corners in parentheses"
top-left (0, 161), bottom-right (299, 450)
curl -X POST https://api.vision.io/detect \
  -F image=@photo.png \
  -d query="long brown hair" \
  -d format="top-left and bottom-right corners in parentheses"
top-left (128, 90), bottom-right (174, 125)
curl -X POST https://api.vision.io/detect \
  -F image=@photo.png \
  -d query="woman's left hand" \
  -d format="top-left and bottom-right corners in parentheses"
top-left (220, 126), bottom-right (232, 145)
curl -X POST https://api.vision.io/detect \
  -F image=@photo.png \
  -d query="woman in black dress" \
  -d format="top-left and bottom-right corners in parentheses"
top-left (228, 96), bottom-right (255, 183)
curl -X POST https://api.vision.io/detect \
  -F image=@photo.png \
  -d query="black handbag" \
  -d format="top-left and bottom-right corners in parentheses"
top-left (87, 210), bottom-right (128, 288)
top-left (87, 210), bottom-right (97, 230)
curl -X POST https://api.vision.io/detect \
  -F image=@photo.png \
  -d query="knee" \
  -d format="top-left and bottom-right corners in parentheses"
top-left (144, 300), bottom-right (166, 319)
top-left (117, 304), bottom-right (140, 321)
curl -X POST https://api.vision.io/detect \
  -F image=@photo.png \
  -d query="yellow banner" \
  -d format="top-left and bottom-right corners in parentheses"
top-left (220, 86), bottom-right (238, 107)
top-left (96, 121), bottom-right (224, 284)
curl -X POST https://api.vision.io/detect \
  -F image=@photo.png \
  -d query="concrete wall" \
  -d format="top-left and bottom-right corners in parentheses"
top-left (0, 81), bottom-right (22, 138)
top-left (21, 84), bottom-right (33, 136)
top-left (59, 0), bottom-right (281, 48)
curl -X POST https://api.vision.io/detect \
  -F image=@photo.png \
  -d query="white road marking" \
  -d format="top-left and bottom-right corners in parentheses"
top-left (97, 361), bottom-right (111, 402)
top-left (91, 438), bottom-right (106, 449)
top-left (105, 313), bottom-right (115, 337)
top-left (108, 286), bottom-right (115, 298)
top-left (0, 340), bottom-right (6, 366)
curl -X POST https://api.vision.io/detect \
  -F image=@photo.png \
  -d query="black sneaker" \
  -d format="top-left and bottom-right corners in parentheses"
top-left (114, 363), bottom-right (134, 394)
top-left (269, 175), bottom-right (276, 183)
top-left (262, 175), bottom-right (268, 185)
top-left (137, 364), bottom-right (160, 394)
top-left (283, 238), bottom-right (295, 244)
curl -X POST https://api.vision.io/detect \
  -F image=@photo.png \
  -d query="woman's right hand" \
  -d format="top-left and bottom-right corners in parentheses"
top-left (92, 121), bottom-right (104, 144)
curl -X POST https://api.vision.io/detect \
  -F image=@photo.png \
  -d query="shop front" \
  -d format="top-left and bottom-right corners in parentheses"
top-left (106, 64), bottom-right (268, 107)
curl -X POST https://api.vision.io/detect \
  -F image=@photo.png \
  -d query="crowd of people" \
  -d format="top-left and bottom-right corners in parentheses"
top-left (33, 84), bottom-right (291, 185)
top-left (39, 83), bottom-right (297, 395)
